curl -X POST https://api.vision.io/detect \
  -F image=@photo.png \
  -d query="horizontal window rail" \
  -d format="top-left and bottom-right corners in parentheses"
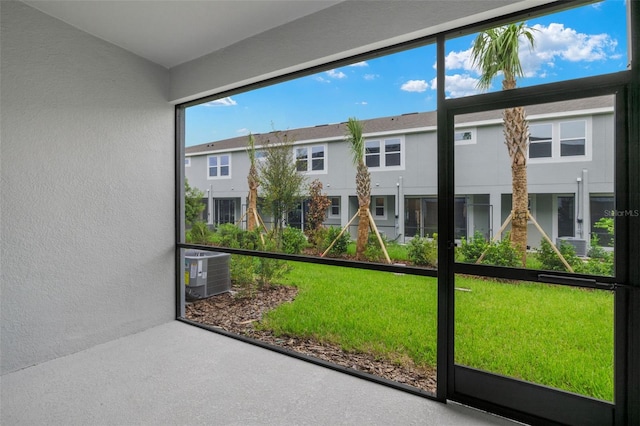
top-left (178, 242), bottom-right (438, 277)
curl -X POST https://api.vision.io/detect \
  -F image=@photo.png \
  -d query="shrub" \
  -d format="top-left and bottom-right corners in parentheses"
top-left (323, 226), bottom-right (350, 256)
top-left (216, 223), bottom-right (244, 248)
top-left (211, 223), bottom-right (262, 250)
top-left (407, 234), bottom-right (438, 267)
top-left (458, 231), bottom-right (489, 263)
top-left (364, 233), bottom-right (387, 262)
top-left (536, 238), bottom-right (582, 272)
top-left (188, 221), bottom-right (212, 244)
top-left (306, 227), bottom-right (328, 253)
top-left (255, 239), bottom-right (291, 289)
top-left (594, 217), bottom-right (614, 247)
top-left (305, 179), bottom-right (331, 234)
top-left (582, 253), bottom-right (614, 276)
top-left (230, 255), bottom-right (258, 298)
top-left (213, 224), bottom-right (292, 296)
top-left (482, 236), bottom-right (521, 268)
top-left (281, 226), bottom-right (308, 254)
top-left (459, 231), bottom-right (520, 267)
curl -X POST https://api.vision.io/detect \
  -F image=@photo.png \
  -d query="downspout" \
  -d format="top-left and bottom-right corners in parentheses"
top-left (208, 185), bottom-right (213, 225)
top-left (397, 176), bottom-right (403, 241)
top-left (576, 177), bottom-right (582, 239)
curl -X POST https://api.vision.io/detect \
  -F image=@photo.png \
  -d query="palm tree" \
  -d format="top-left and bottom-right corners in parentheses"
top-left (246, 134), bottom-right (259, 231)
top-left (471, 22), bottom-right (536, 266)
top-left (346, 118), bottom-right (370, 260)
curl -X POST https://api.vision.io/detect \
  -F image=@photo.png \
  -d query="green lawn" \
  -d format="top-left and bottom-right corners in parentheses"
top-left (260, 261), bottom-right (614, 401)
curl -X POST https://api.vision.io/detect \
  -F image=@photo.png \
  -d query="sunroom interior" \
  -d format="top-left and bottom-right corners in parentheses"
top-left (2, 1), bottom-right (638, 425)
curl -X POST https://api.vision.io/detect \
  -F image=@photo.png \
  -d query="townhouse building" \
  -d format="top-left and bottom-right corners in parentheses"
top-left (185, 94), bottom-right (614, 252)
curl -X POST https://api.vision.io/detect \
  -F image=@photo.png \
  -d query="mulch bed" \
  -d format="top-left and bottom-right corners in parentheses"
top-left (185, 285), bottom-right (437, 394)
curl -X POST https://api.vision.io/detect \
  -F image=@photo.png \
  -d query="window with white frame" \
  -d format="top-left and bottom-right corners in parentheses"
top-left (372, 196), bottom-right (386, 219)
top-left (454, 129), bottom-right (476, 145)
top-left (560, 121), bottom-right (586, 157)
top-left (208, 154), bottom-right (231, 178)
top-left (529, 123), bottom-right (553, 158)
top-left (329, 197), bottom-right (340, 217)
top-left (365, 138), bottom-right (403, 169)
top-left (295, 145), bottom-right (325, 173)
top-left (528, 119), bottom-right (588, 161)
top-left (185, 157), bottom-right (191, 167)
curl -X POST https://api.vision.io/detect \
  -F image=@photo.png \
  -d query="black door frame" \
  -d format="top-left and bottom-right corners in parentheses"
top-left (438, 69), bottom-right (631, 425)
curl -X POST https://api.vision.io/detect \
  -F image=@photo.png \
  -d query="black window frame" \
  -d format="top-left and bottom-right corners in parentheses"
top-left (175, 2), bottom-right (639, 424)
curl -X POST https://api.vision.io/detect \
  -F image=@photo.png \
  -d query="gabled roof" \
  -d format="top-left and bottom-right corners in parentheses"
top-left (185, 95), bottom-right (614, 155)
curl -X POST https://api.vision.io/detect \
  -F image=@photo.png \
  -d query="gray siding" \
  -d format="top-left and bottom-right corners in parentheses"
top-left (186, 105), bottom-right (614, 247)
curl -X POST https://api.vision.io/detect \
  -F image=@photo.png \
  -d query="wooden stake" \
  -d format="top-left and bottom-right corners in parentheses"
top-left (474, 211), bottom-right (574, 273)
top-left (476, 213), bottom-right (512, 264)
top-left (254, 209), bottom-right (266, 245)
top-left (528, 212), bottom-right (574, 273)
top-left (321, 212), bottom-right (359, 257)
top-left (366, 209), bottom-right (391, 264)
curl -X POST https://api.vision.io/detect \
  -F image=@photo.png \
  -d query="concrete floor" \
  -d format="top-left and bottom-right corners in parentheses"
top-left (1, 321), bottom-right (519, 425)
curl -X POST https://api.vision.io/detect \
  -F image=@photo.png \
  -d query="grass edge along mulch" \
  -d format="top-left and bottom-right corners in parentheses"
top-left (261, 261), bottom-right (614, 402)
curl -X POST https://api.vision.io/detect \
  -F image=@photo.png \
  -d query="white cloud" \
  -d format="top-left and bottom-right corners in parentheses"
top-left (401, 80), bottom-right (428, 93)
top-left (349, 61), bottom-right (369, 67)
top-left (430, 74), bottom-right (481, 98)
top-left (442, 48), bottom-right (475, 71)
top-left (364, 74), bottom-right (379, 81)
top-left (443, 23), bottom-right (620, 81)
top-left (204, 97), bottom-right (237, 107)
top-left (236, 128), bottom-right (250, 136)
top-left (355, 101), bottom-right (368, 105)
top-left (524, 23), bottom-right (618, 67)
top-left (315, 76), bottom-right (331, 83)
top-left (326, 69), bottom-right (347, 79)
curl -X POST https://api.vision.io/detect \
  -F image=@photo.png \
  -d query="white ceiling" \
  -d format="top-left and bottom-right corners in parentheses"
top-left (23, 1), bottom-right (343, 69)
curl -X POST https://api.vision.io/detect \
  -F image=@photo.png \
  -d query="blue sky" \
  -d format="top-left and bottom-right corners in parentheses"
top-left (185, 0), bottom-right (628, 147)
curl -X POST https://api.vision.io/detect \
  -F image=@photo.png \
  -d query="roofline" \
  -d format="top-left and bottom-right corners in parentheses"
top-left (185, 105), bottom-right (614, 156)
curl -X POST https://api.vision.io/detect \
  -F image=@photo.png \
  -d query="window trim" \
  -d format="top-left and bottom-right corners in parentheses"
top-left (185, 157), bottom-right (191, 167)
top-left (365, 137), bottom-right (405, 170)
top-left (528, 118), bottom-right (592, 163)
top-left (329, 196), bottom-right (341, 218)
top-left (207, 154), bottom-right (232, 180)
top-left (372, 196), bottom-right (387, 220)
top-left (294, 143), bottom-right (327, 174)
top-left (454, 128), bottom-right (476, 145)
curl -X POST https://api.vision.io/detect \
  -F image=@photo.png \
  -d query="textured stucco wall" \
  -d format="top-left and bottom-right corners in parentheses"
top-left (1, 1), bottom-right (175, 374)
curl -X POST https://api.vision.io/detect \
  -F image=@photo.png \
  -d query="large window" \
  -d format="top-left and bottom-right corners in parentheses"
top-left (404, 197), bottom-right (466, 239)
top-left (557, 195), bottom-right (575, 238)
top-left (590, 195), bottom-right (614, 244)
top-left (214, 199), bottom-right (235, 225)
top-left (208, 154), bottom-right (231, 178)
top-left (295, 145), bottom-right (325, 173)
top-left (528, 120), bottom-right (589, 161)
top-left (365, 138), bottom-right (403, 169)
top-left (179, 1), bottom-right (633, 424)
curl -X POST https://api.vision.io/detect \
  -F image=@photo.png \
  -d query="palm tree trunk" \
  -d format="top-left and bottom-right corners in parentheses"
top-left (504, 105), bottom-right (529, 266)
top-left (354, 161), bottom-right (371, 260)
top-left (511, 162), bottom-right (528, 265)
top-left (356, 205), bottom-right (370, 260)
